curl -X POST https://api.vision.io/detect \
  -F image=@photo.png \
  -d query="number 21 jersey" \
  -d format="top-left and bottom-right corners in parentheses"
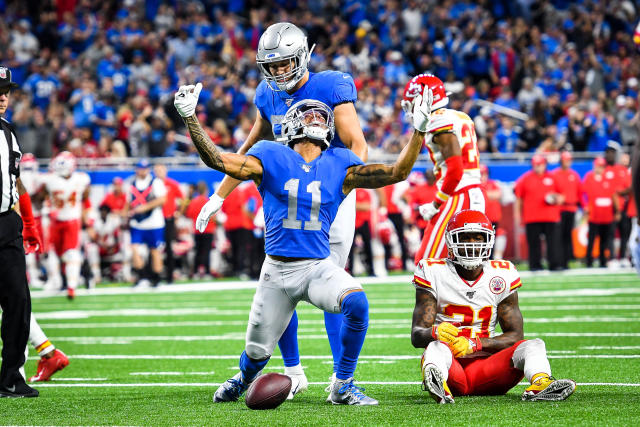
top-left (413, 258), bottom-right (522, 338)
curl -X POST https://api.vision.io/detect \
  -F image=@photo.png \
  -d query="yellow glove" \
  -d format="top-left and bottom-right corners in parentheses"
top-left (450, 336), bottom-right (482, 358)
top-left (431, 322), bottom-right (459, 343)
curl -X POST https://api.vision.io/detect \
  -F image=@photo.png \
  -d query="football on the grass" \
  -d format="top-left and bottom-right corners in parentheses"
top-left (245, 373), bottom-right (292, 410)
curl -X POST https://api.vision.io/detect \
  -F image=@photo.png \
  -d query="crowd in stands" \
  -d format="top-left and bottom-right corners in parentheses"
top-left (1, 0), bottom-right (640, 161)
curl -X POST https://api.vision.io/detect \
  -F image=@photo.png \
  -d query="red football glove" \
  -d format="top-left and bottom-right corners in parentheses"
top-left (19, 193), bottom-right (43, 254)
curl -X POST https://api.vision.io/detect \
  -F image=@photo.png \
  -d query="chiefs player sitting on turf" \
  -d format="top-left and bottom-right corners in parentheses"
top-left (410, 210), bottom-right (576, 402)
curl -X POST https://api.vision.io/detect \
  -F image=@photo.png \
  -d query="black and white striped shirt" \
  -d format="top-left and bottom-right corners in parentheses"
top-left (0, 117), bottom-right (22, 213)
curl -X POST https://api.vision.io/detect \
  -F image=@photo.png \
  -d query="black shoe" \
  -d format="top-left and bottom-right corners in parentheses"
top-left (0, 382), bottom-right (39, 398)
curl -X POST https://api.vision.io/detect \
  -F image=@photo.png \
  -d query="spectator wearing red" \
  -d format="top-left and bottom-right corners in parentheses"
top-left (582, 157), bottom-right (620, 267)
top-left (222, 182), bottom-right (258, 278)
top-left (604, 142), bottom-right (632, 262)
top-left (382, 182), bottom-right (409, 269)
top-left (551, 151), bottom-right (582, 269)
top-left (100, 177), bottom-right (127, 215)
top-left (514, 154), bottom-right (564, 271)
top-left (348, 189), bottom-right (374, 276)
top-left (407, 170), bottom-right (437, 233)
top-left (480, 164), bottom-right (505, 259)
top-left (154, 164), bottom-right (185, 283)
top-left (186, 181), bottom-right (216, 277)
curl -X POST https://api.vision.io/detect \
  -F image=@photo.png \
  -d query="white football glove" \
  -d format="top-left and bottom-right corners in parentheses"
top-left (196, 194), bottom-right (224, 233)
top-left (412, 86), bottom-right (434, 132)
top-left (174, 82), bottom-right (203, 118)
top-left (418, 202), bottom-right (439, 221)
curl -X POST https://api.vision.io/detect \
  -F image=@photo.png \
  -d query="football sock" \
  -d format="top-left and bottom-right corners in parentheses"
top-left (512, 339), bottom-right (552, 382)
top-left (239, 350), bottom-right (269, 383)
top-left (423, 341), bottom-right (453, 381)
top-left (323, 312), bottom-right (343, 373)
top-left (277, 310), bottom-right (300, 368)
top-left (29, 314), bottom-right (55, 357)
top-left (150, 271), bottom-right (161, 287)
top-left (336, 291), bottom-right (368, 380)
top-left (284, 363), bottom-right (304, 376)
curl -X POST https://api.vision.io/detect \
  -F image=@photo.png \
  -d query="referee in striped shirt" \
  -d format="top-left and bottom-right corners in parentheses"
top-left (0, 66), bottom-right (42, 398)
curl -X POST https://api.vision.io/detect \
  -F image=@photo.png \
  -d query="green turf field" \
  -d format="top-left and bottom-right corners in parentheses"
top-left (2, 271), bottom-right (639, 426)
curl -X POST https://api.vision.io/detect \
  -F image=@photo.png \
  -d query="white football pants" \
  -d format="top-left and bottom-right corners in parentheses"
top-left (328, 190), bottom-right (356, 268)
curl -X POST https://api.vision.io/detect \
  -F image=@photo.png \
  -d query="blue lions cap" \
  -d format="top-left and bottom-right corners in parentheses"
top-left (136, 158), bottom-right (150, 169)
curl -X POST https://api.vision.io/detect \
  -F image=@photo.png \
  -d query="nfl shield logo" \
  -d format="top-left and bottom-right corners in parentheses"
top-left (285, 98), bottom-right (293, 107)
top-left (0, 68), bottom-right (6, 79)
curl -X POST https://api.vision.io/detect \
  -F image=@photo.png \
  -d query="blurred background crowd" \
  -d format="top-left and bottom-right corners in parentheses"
top-left (2, 0), bottom-right (640, 285)
top-left (2, 0), bottom-right (640, 160)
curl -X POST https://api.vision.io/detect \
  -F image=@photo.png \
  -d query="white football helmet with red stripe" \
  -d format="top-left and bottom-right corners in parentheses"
top-left (445, 210), bottom-right (495, 270)
top-left (401, 73), bottom-right (449, 116)
top-left (51, 151), bottom-right (77, 178)
top-left (20, 152), bottom-right (38, 173)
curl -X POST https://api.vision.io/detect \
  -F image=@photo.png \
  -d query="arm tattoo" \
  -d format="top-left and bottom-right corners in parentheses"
top-left (480, 292), bottom-right (524, 353)
top-left (345, 164), bottom-right (394, 191)
top-left (183, 115), bottom-right (226, 173)
top-left (411, 289), bottom-right (438, 348)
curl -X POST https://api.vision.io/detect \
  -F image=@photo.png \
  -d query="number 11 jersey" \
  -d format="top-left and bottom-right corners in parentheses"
top-left (247, 140), bottom-right (363, 259)
top-left (413, 258), bottom-right (523, 338)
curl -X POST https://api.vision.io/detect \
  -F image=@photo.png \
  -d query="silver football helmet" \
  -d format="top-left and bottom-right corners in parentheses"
top-left (256, 22), bottom-right (315, 92)
top-left (280, 100), bottom-right (335, 149)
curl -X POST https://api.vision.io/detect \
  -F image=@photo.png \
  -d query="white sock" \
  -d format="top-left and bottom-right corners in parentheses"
top-left (494, 234), bottom-right (507, 259)
top-left (512, 339), bottom-right (552, 382)
top-left (30, 314), bottom-right (55, 356)
top-left (422, 341), bottom-right (453, 381)
top-left (284, 363), bottom-right (304, 376)
top-left (47, 253), bottom-right (62, 289)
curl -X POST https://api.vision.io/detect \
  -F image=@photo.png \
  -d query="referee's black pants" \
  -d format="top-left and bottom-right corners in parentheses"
top-left (559, 211), bottom-right (576, 269)
top-left (0, 211), bottom-right (31, 388)
top-left (164, 217), bottom-right (176, 283)
top-left (586, 222), bottom-right (613, 267)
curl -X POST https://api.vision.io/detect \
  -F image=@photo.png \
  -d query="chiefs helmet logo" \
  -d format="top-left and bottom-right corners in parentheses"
top-left (489, 276), bottom-right (506, 294)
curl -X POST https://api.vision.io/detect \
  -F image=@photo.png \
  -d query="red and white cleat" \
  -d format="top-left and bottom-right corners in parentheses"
top-left (67, 288), bottom-right (75, 300)
top-left (29, 350), bottom-right (70, 382)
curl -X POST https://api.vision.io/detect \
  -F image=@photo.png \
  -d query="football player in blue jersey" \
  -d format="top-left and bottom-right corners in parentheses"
top-left (194, 22), bottom-right (368, 397)
top-left (175, 83), bottom-right (433, 405)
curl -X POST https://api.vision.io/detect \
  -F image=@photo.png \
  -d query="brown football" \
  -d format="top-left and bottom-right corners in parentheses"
top-left (245, 373), bottom-right (292, 410)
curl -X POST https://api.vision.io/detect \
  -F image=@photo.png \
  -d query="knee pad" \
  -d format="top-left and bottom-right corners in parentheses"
top-left (341, 291), bottom-right (369, 330)
top-left (245, 342), bottom-right (271, 361)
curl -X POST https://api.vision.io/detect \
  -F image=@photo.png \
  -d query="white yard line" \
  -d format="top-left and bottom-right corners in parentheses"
top-left (30, 268), bottom-right (638, 299)
top-left (30, 381), bottom-right (640, 388)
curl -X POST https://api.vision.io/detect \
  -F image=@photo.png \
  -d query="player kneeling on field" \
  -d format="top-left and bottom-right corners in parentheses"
top-left (176, 82), bottom-right (434, 405)
top-left (411, 210), bottom-right (576, 403)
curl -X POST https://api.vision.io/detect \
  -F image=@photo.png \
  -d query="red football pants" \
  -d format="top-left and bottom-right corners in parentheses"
top-left (447, 340), bottom-right (526, 396)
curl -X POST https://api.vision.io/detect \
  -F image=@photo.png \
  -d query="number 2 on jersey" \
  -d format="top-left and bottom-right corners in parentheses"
top-left (283, 178), bottom-right (322, 231)
top-left (460, 123), bottom-right (479, 170)
top-left (443, 304), bottom-right (492, 338)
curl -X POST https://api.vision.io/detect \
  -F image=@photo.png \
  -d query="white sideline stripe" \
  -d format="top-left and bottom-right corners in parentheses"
top-left (50, 378), bottom-right (107, 381)
top-left (130, 372), bottom-right (215, 376)
top-left (37, 316), bottom-right (639, 330)
top-left (32, 304), bottom-right (640, 320)
top-left (29, 268), bottom-right (637, 299)
top-left (30, 381), bottom-right (640, 388)
top-left (44, 332), bottom-right (640, 343)
top-left (581, 346), bottom-right (640, 350)
top-left (26, 354), bottom-right (639, 361)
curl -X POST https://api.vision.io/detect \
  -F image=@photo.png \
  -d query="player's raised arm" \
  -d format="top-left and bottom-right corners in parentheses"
top-left (174, 84), bottom-right (264, 184)
top-left (342, 87), bottom-right (432, 194)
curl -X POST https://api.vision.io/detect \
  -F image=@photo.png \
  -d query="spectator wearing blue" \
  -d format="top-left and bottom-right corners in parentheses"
top-left (492, 117), bottom-right (520, 153)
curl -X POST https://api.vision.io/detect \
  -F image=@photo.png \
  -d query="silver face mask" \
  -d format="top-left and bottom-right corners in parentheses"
top-left (256, 22), bottom-right (315, 92)
top-left (445, 226), bottom-right (495, 270)
top-left (280, 99), bottom-right (335, 149)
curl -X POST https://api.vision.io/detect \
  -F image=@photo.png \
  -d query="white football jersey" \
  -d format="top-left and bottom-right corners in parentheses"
top-left (93, 213), bottom-right (121, 251)
top-left (413, 258), bottom-right (522, 338)
top-left (44, 171), bottom-right (91, 221)
top-left (424, 108), bottom-right (481, 192)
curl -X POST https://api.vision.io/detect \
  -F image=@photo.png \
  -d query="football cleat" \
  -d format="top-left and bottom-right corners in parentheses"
top-left (29, 349), bottom-right (69, 382)
top-left (422, 363), bottom-right (454, 404)
top-left (67, 288), bottom-right (75, 300)
top-left (522, 375), bottom-right (576, 401)
top-left (325, 372), bottom-right (337, 402)
top-left (286, 372), bottom-right (308, 400)
top-left (0, 382), bottom-right (39, 398)
top-left (213, 371), bottom-right (258, 403)
top-left (330, 377), bottom-right (378, 405)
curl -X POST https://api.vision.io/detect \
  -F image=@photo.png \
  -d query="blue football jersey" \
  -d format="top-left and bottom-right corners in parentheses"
top-left (247, 141), bottom-right (363, 258)
top-left (254, 71), bottom-right (357, 148)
